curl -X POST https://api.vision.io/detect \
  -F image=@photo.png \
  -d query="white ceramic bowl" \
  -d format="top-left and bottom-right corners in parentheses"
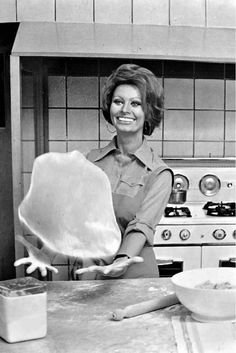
top-left (171, 267), bottom-right (236, 322)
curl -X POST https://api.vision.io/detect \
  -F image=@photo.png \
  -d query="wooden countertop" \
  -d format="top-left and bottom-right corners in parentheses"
top-left (0, 278), bottom-right (188, 353)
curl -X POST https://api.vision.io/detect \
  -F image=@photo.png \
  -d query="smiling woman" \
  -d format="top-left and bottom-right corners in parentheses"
top-left (78, 64), bottom-right (174, 280)
top-left (14, 63), bottom-right (173, 281)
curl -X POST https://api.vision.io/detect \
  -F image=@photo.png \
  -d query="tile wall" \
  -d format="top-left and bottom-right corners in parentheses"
top-left (0, 0), bottom-right (235, 29)
top-left (21, 59), bottom-right (235, 171)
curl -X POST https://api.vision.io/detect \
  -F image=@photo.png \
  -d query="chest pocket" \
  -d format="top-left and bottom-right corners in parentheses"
top-left (117, 174), bottom-right (145, 197)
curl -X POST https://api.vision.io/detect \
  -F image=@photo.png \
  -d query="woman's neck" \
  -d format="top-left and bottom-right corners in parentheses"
top-left (116, 133), bottom-right (143, 155)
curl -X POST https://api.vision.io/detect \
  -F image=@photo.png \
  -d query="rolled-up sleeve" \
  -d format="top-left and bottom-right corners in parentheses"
top-left (123, 169), bottom-right (173, 245)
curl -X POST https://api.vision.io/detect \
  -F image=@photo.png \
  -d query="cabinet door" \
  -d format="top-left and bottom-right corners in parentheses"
top-left (0, 24), bottom-right (19, 280)
top-left (202, 246), bottom-right (236, 268)
top-left (153, 246), bottom-right (201, 271)
top-left (0, 54), bottom-right (14, 280)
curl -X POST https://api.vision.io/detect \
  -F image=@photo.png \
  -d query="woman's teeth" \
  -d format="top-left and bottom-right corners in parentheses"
top-left (117, 117), bottom-right (134, 122)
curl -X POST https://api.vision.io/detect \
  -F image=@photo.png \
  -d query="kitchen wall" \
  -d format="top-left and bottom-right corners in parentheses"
top-left (21, 59), bottom-right (235, 168)
top-left (0, 0), bottom-right (235, 28)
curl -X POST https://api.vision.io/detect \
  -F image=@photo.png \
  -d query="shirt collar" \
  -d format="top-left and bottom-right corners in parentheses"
top-left (133, 138), bottom-right (154, 170)
top-left (93, 136), bottom-right (154, 170)
top-left (91, 137), bottom-right (117, 161)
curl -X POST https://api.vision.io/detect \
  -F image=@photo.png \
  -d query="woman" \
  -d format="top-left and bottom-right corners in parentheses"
top-left (15, 64), bottom-right (173, 280)
top-left (76, 64), bottom-right (173, 279)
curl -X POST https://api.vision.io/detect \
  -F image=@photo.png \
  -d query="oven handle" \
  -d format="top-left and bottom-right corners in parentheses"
top-left (156, 257), bottom-right (183, 266)
top-left (220, 257), bottom-right (236, 263)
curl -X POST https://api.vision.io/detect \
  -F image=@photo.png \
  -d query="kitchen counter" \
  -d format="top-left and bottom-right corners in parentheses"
top-left (0, 278), bottom-right (188, 353)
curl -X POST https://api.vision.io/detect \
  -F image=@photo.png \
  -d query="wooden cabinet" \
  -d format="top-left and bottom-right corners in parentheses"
top-left (0, 23), bottom-right (19, 280)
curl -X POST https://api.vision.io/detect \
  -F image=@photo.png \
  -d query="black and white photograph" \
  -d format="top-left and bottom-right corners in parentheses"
top-left (0, 1), bottom-right (235, 352)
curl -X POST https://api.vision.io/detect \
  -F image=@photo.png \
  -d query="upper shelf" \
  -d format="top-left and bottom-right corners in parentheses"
top-left (11, 22), bottom-right (235, 63)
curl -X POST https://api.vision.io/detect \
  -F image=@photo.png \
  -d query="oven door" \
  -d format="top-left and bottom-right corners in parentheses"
top-left (153, 246), bottom-right (201, 277)
top-left (202, 245), bottom-right (236, 267)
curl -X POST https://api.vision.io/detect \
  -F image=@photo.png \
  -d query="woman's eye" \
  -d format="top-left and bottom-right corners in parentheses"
top-left (131, 101), bottom-right (141, 107)
top-left (113, 99), bottom-right (122, 105)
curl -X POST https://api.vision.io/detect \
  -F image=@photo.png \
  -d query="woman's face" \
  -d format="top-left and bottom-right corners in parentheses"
top-left (110, 84), bottom-right (145, 135)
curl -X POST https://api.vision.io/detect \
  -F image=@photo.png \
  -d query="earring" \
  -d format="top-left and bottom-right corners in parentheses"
top-left (106, 122), bottom-right (116, 134)
top-left (143, 121), bottom-right (152, 136)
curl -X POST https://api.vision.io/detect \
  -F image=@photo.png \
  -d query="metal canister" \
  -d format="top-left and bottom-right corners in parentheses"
top-left (0, 277), bottom-right (47, 343)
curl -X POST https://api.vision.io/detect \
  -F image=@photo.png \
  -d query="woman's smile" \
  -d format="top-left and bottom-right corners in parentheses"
top-left (117, 115), bottom-right (136, 123)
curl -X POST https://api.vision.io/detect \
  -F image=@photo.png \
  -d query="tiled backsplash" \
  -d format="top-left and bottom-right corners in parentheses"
top-left (21, 58), bottom-right (235, 165)
top-left (21, 58), bottom-right (235, 180)
top-left (1, 0), bottom-right (235, 29)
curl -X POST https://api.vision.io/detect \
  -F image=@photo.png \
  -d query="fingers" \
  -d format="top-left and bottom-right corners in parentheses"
top-left (127, 256), bottom-right (144, 265)
top-left (47, 265), bottom-right (59, 274)
top-left (14, 257), bottom-right (31, 267)
top-left (24, 263), bottom-right (58, 277)
top-left (39, 265), bottom-right (58, 277)
top-left (40, 267), bottom-right (47, 277)
top-left (103, 266), bottom-right (113, 275)
top-left (75, 256), bottom-right (144, 277)
top-left (103, 256), bottom-right (144, 277)
top-left (14, 255), bottom-right (58, 277)
top-left (75, 265), bottom-right (106, 275)
top-left (75, 266), bottom-right (97, 275)
top-left (26, 264), bottom-right (39, 274)
top-left (111, 256), bottom-right (143, 269)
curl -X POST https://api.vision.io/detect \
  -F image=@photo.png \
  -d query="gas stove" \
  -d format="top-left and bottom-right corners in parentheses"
top-left (155, 167), bottom-right (236, 241)
top-left (154, 166), bottom-right (236, 275)
top-left (203, 202), bottom-right (235, 217)
top-left (165, 202), bottom-right (236, 218)
top-left (165, 206), bottom-right (192, 218)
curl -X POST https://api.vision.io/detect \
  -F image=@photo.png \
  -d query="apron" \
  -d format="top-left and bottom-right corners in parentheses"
top-left (80, 143), bottom-right (172, 280)
top-left (97, 166), bottom-right (170, 279)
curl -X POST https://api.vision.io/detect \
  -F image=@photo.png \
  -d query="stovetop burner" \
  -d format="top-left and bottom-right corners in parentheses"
top-left (165, 206), bottom-right (192, 218)
top-left (203, 202), bottom-right (236, 217)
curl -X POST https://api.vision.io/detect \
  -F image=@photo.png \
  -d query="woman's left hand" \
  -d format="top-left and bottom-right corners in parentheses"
top-left (14, 235), bottom-right (58, 277)
top-left (75, 256), bottom-right (143, 278)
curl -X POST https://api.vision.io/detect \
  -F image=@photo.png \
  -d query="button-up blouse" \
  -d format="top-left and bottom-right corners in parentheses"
top-left (87, 137), bottom-right (173, 278)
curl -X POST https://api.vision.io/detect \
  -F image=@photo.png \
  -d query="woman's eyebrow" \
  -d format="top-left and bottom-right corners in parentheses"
top-left (113, 96), bottom-right (141, 100)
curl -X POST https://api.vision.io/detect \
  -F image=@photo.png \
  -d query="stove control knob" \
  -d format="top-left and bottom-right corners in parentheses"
top-left (232, 230), bottom-right (236, 240)
top-left (179, 229), bottom-right (190, 241)
top-left (212, 229), bottom-right (226, 240)
top-left (161, 229), bottom-right (172, 241)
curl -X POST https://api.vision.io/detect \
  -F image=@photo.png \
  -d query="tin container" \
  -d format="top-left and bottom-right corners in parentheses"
top-left (168, 189), bottom-right (187, 204)
top-left (0, 277), bottom-right (47, 343)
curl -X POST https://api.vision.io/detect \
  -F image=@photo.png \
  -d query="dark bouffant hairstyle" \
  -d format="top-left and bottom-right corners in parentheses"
top-left (101, 63), bottom-right (164, 136)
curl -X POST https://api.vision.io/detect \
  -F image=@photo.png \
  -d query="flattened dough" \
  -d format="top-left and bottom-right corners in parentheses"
top-left (18, 150), bottom-right (121, 260)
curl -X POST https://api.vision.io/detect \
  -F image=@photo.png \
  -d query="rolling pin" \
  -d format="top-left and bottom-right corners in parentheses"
top-left (109, 293), bottom-right (179, 321)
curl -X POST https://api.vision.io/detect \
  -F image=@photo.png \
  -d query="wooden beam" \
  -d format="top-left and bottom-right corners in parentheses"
top-left (12, 22), bottom-right (235, 63)
top-left (10, 54), bottom-right (24, 277)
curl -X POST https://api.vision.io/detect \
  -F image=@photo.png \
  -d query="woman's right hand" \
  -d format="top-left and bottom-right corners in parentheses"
top-left (14, 235), bottom-right (58, 277)
top-left (75, 256), bottom-right (143, 278)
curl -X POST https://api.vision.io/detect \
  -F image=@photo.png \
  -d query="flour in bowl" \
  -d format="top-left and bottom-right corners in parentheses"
top-left (195, 280), bottom-right (236, 290)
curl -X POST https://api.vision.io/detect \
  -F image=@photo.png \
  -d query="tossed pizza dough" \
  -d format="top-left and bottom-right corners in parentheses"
top-left (18, 150), bottom-right (121, 260)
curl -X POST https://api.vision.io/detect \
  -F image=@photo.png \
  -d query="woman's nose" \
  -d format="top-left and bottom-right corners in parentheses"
top-left (122, 101), bottom-right (131, 113)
